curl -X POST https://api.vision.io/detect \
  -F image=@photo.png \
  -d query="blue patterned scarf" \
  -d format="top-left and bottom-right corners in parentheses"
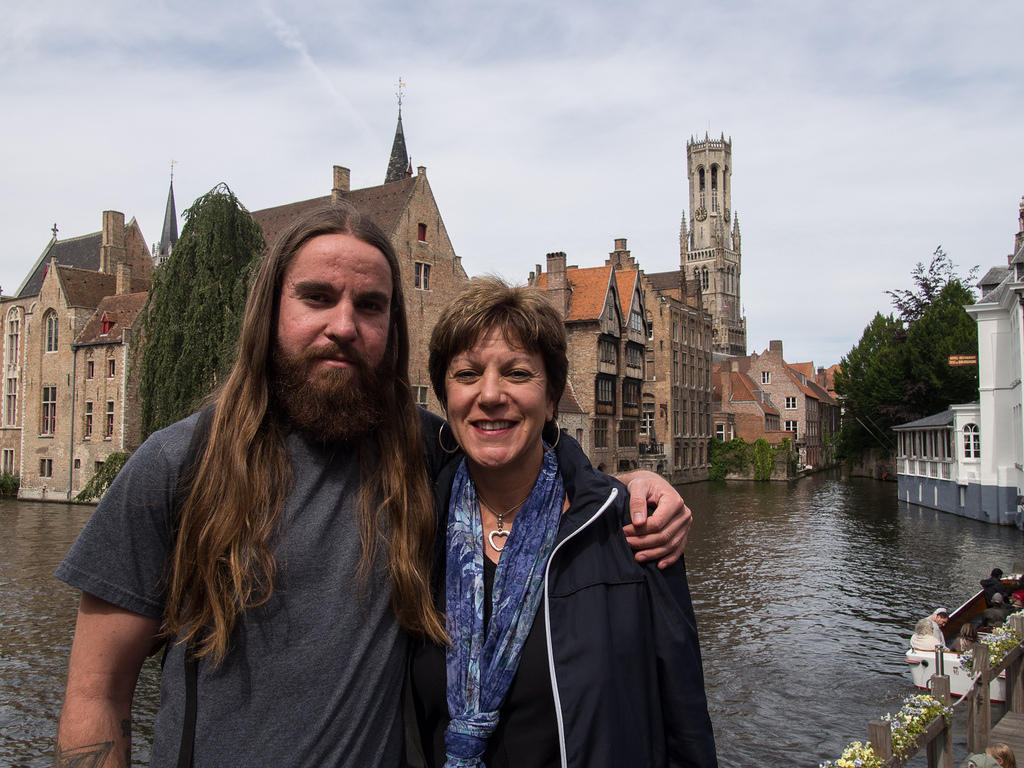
top-left (443, 448), bottom-right (564, 767)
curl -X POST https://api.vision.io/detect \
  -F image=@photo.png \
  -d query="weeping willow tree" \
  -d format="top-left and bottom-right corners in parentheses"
top-left (138, 184), bottom-right (265, 439)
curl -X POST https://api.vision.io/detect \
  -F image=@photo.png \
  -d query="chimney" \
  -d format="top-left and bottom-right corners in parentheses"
top-left (332, 166), bottom-right (351, 202)
top-left (769, 339), bottom-right (783, 355)
top-left (417, 166), bottom-right (426, 177)
top-left (546, 252), bottom-right (569, 317)
top-left (607, 238), bottom-right (635, 268)
top-left (100, 210), bottom-right (126, 274)
top-left (116, 263), bottom-right (133, 295)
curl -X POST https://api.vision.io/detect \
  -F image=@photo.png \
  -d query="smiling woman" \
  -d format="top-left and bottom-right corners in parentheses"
top-left (409, 277), bottom-right (718, 768)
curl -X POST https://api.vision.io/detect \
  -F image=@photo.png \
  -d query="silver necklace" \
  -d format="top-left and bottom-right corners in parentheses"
top-left (480, 493), bottom-right (530, 552)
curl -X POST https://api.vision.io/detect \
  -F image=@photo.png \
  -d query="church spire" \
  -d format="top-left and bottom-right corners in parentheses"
top-left (157, 162), bottom-right (179, 262)
top-left (385, 78), bottom-right (412, 183)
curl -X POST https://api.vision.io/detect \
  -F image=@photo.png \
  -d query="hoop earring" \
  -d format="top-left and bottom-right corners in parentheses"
top-left (439, 423), bottom-right (460, 455)
top-left (543, 419), bottom-right (561, 450)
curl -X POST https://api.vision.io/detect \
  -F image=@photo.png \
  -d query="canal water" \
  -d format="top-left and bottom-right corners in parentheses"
top-left (1, 473), bottom-right (1022, 767)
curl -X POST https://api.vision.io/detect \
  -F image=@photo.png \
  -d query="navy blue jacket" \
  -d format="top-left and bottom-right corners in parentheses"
top-left (423, 432), bottom-right (718, 768)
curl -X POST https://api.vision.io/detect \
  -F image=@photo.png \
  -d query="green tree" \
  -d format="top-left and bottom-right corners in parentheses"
top-left (138, 185), bottom-right (264, 438)
top-left (836, 250), bottom-right (978, 459)
top-left (835, 313), bottom-right (908, 456)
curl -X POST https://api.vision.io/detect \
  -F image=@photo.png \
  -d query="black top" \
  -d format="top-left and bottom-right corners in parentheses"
top-left (409, 555), bottom-right (560, 768)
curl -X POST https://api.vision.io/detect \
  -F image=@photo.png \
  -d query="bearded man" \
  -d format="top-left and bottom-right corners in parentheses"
top-left (54, 204), bottom-right (691, 768)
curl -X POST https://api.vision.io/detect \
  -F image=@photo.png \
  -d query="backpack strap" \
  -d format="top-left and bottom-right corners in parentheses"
top-left (171, 405), bottom-right (216, 768)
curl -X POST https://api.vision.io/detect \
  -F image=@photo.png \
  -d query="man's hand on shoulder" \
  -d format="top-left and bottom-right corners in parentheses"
top-left (615, 470), bottom-right (691, 569)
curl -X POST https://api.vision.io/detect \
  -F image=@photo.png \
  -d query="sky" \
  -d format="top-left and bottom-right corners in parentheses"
top-left (2, 0), bottom-right (1022, 367)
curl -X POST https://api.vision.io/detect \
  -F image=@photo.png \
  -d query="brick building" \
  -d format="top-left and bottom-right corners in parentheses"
top-left (529, 251), bottom-right (646, 472)
top-left (2, 210), bottom-right (155, 499)
top-left (718, 340), bottom-right (840, 469)
top-left (712, 362), bottom-right (790, 444)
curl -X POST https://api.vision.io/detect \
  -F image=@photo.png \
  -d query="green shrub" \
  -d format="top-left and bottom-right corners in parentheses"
top-left (0, 471), bottom-right (19, 497)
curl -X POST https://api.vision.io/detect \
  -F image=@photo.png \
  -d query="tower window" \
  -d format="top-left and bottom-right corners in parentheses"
top-left (698, 167), bottom-right (705, 191)
top-left (44, 311), bottom-right (59, 352)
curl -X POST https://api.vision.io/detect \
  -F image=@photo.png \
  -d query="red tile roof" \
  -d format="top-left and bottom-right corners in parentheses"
top-left (56, 265), bottom-right (115, 309)
top-left (615, 269), bottom-right (639, 316)
top-left (76, 292), bottom-right (149, 344)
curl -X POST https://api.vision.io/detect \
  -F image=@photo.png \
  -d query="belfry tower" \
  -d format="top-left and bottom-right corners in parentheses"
top-left (681, 133), bottom-right (746, 356)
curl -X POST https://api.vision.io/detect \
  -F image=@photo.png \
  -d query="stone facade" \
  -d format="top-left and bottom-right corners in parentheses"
top-left (528, 238), bottom-right (713, 480)
top-left (634, 251), bottom-right (714, 483)
top-left (529, 252), bottom-right (645, 473)
top-left (681, 134), bottom-right (746, 356)
top-left (2, 211), bottom-right (154, 499)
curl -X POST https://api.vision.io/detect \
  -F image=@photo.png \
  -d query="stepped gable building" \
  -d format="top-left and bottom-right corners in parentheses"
top-left (529, 251), bottom-right (645, 472)
top-left (608, 239), bottom-right (714, 483)
top-left (719, 340), bottom-right (839, 469)
top-left (681, 133), bottom-right (746, 356)
top-left (2, 211), bottom-right (155, 498)
top-left (250, 114), bottom-right (468, 414)
top-left (712, 362), bottom-right (788, 445)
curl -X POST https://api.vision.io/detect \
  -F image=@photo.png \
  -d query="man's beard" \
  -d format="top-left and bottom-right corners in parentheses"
top-left (270, 342), bottom-right (388, 443)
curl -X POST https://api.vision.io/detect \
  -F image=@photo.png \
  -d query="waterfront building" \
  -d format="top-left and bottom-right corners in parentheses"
top-left (1, 211), bottom-right (155, 499)
top-left (712, 362), bottom-right (789, 445)
top-left (895, 198), bottom-right (1024, 527)
top-left (681, 133), bottom-right (746, 356)
top-left (714, 340), bottom-right (839, 469)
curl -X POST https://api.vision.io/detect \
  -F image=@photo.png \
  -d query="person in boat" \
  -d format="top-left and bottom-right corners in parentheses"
top-left (927, 608), bottom-right (949, 645)
top-left (950, 623), bottom-right (978, 653)
top-left (911, 619), bottom-right (940, 652)
top-left (982, 593), bottom-right (1012, 628)
top-left (407, 278), bottom-right (718, 768)
top-left (981, 567), bottom-right (1013, 606)
top-left (987, 743), bottom-right (1017, 768)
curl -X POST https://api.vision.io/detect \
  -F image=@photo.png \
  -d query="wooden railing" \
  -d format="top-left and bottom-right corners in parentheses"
top-left (865, 614), bottom-right (1024, 768)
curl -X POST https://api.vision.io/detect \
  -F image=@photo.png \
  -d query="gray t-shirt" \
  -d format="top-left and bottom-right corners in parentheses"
top-left (56, 413), bottom-right (406, 767)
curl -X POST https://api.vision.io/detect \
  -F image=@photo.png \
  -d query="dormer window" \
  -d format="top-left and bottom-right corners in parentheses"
top-left (101, 312), bottom-right (114, 335)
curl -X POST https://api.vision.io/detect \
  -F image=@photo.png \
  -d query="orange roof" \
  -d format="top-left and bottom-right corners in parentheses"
top-left (784, 363), bottom-right (819, 399)
top-left (730, 372), bottom-right (780, 416)
top-left (615, 269), bottom-right (639, 316)
top-left (790, 362), bottom-right (814, 379)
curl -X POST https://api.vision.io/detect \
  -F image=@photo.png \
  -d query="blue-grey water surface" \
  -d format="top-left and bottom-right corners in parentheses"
top-left (1, 473), bottom-right (1022, 766)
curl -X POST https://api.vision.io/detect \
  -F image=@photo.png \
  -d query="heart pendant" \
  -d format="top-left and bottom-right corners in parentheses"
top-left (488, 529), bottom-right (509, 552)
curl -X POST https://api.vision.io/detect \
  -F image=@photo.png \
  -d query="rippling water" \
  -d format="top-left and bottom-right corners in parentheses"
top-left (2, 476), bottom-right (1022, 766)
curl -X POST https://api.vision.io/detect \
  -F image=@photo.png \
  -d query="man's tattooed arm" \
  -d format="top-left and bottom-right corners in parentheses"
top-left (55, 741), bottom-right (114, 768)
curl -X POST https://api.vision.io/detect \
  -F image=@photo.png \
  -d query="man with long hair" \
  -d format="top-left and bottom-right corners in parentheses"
top-left (54, 203), bottom-right (691, 767)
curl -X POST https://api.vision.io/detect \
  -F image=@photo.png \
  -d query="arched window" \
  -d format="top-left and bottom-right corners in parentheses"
top-left (711, 165), bottom-right (718, 191)
top-left (698, 167), bottom-right (705, 191)
top-left (44, 310), bottom-right (58, 352)
top-left (701, 267), bottom-right (709, 291)
top-left (6, 308), bottom-right (19, 366)
top-left (963, 423), bottom-right (980, 459)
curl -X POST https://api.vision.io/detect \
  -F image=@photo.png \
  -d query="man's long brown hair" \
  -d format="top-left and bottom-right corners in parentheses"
top-left (163, 203), bottom-right (445, 665)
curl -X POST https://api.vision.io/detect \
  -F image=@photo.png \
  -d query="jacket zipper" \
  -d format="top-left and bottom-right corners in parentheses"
top-left (542, 487), bottom-right (619, 768)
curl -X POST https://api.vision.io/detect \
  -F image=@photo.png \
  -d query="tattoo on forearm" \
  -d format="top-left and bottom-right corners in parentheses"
top-left (55, 741), bottom-right (114, 768)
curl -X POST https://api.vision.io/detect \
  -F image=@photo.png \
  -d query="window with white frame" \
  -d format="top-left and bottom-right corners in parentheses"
top-left (412, 385), bottom-right (428, 405)
top-left (963, 423), bottom-right (980, 458)
top-left (785, 396), bottom-right (797, 409)
top-left (414, 262), bottom-right (431, 290)
top-left (2, 449), bottom-right (14, 474)
top-left (39, 458), bottom-right (53, 477)
top-left (105, 401), bottom-right (115, 437)
top-left (784, 420), bottom-right (798, 436)
top-left (44, 311), bottom-right (59, 352)
top-left (5, 377), bottom-right (16, 426)
top-left (41, 386), bottom-right (56, 435)
top-left (716, 423), bottom-right (725, 440)
top-left (6, 309), bottom-right (19, 366)
top-left (761, 371), bottom-right (771, 384)
top-left (84, 401), bottom-right (93, 438)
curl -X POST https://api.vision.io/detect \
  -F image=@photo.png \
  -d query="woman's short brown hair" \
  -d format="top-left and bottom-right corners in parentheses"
top-left (428, 277), bottom-right (567, 413)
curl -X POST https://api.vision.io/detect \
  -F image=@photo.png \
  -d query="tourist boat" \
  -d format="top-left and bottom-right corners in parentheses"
top-left (904, 577), bottom-right (1020, 702)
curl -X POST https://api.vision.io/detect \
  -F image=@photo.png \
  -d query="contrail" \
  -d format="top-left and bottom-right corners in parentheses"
top-left (258, 1), bottom-right (379, 149)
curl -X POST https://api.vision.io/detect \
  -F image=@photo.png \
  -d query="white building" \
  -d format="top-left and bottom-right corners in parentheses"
top-left (894, 199), bottom-right (1024, 528)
